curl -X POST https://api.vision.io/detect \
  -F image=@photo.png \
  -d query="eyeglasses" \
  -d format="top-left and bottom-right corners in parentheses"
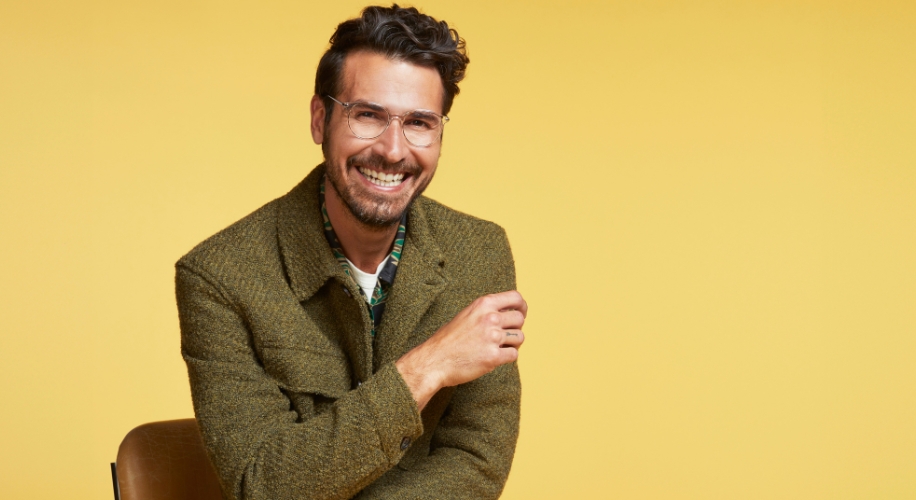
top-left (327, 95), bottom-right (449, 147)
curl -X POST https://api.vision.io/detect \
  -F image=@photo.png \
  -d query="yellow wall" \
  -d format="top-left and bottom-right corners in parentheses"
top-left (2, 1), bottom-right (914, 498)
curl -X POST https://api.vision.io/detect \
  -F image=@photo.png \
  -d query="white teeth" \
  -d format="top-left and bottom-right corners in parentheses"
top-left (358, 167), bottom-right (405, 187)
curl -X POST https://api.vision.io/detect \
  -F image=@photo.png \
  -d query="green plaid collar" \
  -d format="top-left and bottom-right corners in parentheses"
top-left (319, 177), bottom-right (406, 336)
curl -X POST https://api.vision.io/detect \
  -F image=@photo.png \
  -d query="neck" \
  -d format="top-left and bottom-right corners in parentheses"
top-left (324, 181), bottom-right (398, 273)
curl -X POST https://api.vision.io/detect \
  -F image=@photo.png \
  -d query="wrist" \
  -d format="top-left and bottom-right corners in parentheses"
top-left (395, 350), bottom-right (442, 411)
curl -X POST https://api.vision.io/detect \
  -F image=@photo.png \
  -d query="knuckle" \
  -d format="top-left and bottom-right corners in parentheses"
top-left (491, 348), bottom-right (507, 367)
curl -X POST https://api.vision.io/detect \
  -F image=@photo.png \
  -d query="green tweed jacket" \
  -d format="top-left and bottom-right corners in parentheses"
top-left (176, 165), bottom-right (520, 500)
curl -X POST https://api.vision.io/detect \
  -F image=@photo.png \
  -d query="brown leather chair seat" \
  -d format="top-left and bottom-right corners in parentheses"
top-left (112, 418), bottom-right (223, 500)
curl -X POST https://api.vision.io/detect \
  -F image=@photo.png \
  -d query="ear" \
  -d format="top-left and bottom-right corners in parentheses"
top-left (310, 95), bottom-right (326, 144)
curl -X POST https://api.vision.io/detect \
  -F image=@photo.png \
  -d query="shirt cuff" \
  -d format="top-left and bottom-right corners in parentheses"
top-left (358, 361), bottom-right (424, 464)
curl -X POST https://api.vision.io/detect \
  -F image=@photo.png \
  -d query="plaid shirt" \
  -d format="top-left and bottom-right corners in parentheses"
top-left (320, 178), bottom-right (406, 337)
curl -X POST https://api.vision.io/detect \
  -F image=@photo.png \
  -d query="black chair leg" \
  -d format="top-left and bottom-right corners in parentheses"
top-left (110, 462), bottom-right (121, 500)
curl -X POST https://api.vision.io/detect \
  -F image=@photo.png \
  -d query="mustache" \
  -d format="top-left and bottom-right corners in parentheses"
top-left (346, 154), bottom-right (422, 176)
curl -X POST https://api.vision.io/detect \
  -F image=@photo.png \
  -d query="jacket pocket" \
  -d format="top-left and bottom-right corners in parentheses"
top-left (259, 346), bottom-right (352, 399)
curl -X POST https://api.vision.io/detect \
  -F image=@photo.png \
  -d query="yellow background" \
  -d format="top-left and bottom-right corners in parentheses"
top-left (2, 1), bottom-right (914, 498)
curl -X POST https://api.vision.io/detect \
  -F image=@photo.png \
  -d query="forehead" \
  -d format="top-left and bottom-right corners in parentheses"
top-left (339, 51), bottom-right (445, 114)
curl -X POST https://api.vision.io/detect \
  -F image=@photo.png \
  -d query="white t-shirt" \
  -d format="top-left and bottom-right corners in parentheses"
top-left (346, 256), bottom-right (387, 303)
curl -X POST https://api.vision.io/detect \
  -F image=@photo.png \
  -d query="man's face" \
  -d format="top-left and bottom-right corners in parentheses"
top-left (311, 51), bottom-right (445, 227)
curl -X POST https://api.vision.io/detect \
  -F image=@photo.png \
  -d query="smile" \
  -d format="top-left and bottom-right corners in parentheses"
top-left (358, 167), bottom-right (406, 187)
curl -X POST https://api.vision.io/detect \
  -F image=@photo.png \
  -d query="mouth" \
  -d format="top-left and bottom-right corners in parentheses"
top-left (358, 166), bottom-right (407, 187)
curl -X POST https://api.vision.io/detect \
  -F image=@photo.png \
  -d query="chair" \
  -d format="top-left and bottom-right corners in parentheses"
top-left (111, 418), bottom-right (224, 500)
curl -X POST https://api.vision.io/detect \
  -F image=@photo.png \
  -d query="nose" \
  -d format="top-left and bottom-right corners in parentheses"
top-left (373, 116), bottom-right (410, 164)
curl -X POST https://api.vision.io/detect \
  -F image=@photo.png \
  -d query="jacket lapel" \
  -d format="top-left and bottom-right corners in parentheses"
top-left (277, 164), bottom-right (342, 302)
top-left (374, 199), bottom-right (446, 369)
top-left (277, 165), bottom-right (374, 380)
top-left (277, 166), bottom-right (447, 376)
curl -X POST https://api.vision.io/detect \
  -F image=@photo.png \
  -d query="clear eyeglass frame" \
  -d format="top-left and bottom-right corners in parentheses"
top-left (326, 95), bottom-right (449, 148)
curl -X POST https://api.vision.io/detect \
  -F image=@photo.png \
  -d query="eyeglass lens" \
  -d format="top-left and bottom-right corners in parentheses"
top-left (347, 103), bottom-right (443, 147)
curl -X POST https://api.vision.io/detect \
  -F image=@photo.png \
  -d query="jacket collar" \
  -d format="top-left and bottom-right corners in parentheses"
top-left (373, 195), bottom-right (446, 367)
top-left (277, 164), bottom-right (344, 301)
top-left (279, 165), bottom-right (447, 372)
top-left (277, 164), bottom-right (446, 313)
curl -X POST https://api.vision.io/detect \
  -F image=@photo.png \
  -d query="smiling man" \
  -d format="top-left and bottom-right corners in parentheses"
top-left (175, 5), bottom-right (526, 500)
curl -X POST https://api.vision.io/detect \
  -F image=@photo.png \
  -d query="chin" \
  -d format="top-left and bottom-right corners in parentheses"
top-left (349, 197), bottom-right (409, 227)
top-left (323, 151), bottom-right (435, 228)
top-left (331, 171), bottom-right (423, 227)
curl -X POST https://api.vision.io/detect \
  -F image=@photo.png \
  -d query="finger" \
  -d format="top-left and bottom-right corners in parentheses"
top-left (480, 290), bottom-right (526, 314)
top-left (517, 296), bottom-right (528, 317)
top-left (496, 345), bottom-right (520, 365)
top-left (500, 296), bottom-right (528, 319)
top-left (497, 309), bottom-right (526, 329)
top-left (499, 329), bottom-right (525, 348)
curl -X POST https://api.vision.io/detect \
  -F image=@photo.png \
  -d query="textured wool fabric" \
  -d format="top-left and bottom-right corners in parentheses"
top-left (319, 179), bottom-right (406, 337)
top-left (176, 165), bottom-right (521, 500)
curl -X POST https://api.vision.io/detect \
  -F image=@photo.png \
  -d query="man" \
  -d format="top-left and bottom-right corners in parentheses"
top-left (176, 5), bottom-right (526, 499)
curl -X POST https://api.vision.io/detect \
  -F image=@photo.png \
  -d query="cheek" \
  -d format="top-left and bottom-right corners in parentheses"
top-left (418, 148), bottom-right (441, 173)
top-left (324, 133), bottom-right (364, 163)
top-left (424, 161), bottom-right (438, 176)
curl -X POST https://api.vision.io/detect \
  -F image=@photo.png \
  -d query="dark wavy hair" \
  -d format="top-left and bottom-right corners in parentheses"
top-left (315, 4), bottom-right (469, 120)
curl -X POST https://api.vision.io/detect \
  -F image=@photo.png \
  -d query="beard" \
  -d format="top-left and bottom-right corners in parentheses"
top-left (324, 151), bottom-right (431, 228)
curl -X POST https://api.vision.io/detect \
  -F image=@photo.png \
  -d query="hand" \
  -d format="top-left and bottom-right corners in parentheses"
top-left (395, 290), bottom-right (527, 410)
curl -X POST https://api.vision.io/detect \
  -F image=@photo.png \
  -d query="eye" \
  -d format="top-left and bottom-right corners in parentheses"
top-left (405, 113), bottom-right (437, 130)
top-left (351, 105), bottom-right (385, 122)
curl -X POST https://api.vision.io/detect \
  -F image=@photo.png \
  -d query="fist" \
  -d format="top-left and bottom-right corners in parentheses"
top-left (396, 290), bottom-right (527, 409)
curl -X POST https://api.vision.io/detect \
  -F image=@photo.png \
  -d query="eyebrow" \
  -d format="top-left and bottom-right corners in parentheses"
top-left (408, 110), bottom-right (438, 118)
top-left (350, 101), bottom-right (386, 111)
top-left (351, 100), bottom-right (441, 116)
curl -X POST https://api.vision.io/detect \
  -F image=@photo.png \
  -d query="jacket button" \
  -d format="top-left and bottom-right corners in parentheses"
top-left (357, 381), bottom-right (362, 387)
top-left (342, 286), bottom-right (351, 297)
top-left (400, 437), bottom-right (411, 451)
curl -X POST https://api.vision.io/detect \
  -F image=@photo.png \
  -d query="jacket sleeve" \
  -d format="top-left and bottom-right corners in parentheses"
top-left (176, 264), bottom-right (424, 500)
top-left (354, 226), bottom-right (522, 499)
top-left (353, 363), bottom-right (520, 499)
